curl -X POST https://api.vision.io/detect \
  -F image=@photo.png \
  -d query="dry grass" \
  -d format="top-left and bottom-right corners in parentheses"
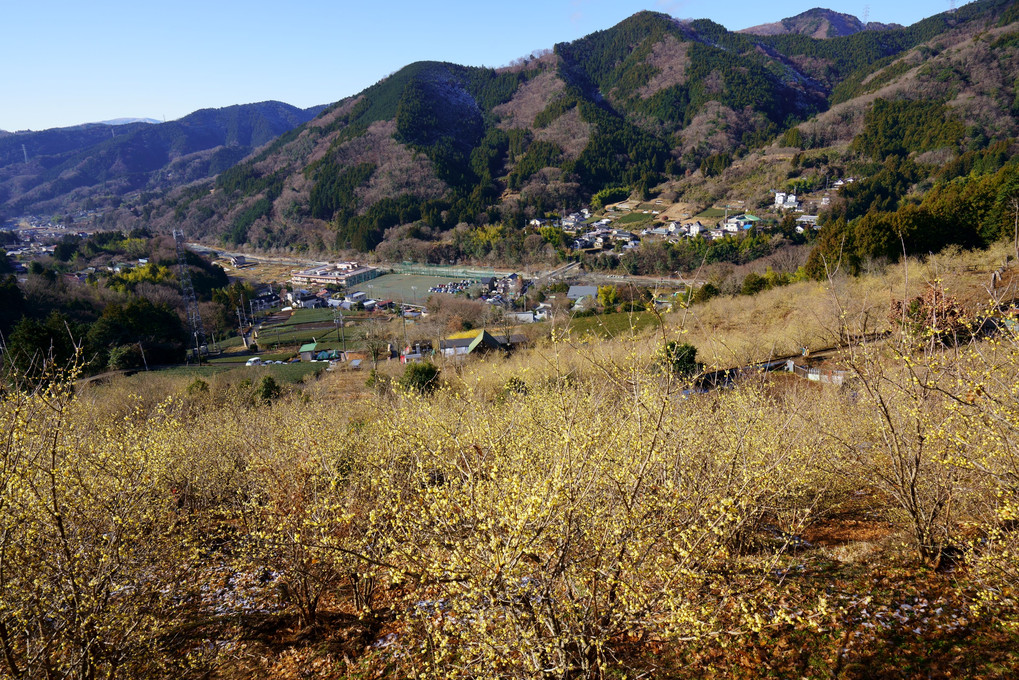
top-left (662, 131), bottom-right (797, 211)
top-left (38, 240), bottom-right (1019, 679)
top-left (670, 242), bottom-right (1016, 366)
top-left (654, 200), bottom-right (700, 222)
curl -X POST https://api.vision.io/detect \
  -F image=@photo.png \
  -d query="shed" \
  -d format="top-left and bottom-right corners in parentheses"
top-left (467, 330), bottom-right (506, 355)
top-left (299, 342), bottom-right (318, 362)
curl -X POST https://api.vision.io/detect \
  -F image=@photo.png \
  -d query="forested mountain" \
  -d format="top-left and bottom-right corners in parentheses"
top-left (60, 0), bottom-right (1019, 259)
top-left (741, 8), bottom-right (901, 38)
top-left (0, 101), bottom-right (323, 219)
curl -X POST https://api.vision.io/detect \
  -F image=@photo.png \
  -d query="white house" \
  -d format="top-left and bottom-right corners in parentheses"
top-left (644, 225), bottom-right (673, 238)
top-left (506, 311), bottom-right (535, 323)
top-left (345, 291), bottom-right (367, 303)
top-left (722, 214), bottom-right (760, 233)
top-left (775, 192), bottom-right (799, 210)
top-left (795, 215), bottom-right (819, 232)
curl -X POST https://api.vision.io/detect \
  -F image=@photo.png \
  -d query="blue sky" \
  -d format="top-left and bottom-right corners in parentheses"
top-left (1, 0), bottom-right (957, 131)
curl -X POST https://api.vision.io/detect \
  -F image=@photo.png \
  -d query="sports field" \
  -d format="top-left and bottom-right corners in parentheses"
top-left (348, 274), bottom-right (471, 303)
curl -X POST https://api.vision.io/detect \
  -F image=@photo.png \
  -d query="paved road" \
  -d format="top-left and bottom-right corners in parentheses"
top-left (186, 243), bottom-right (326, 268)
top-left (579, 272), bottom-right (700, 289)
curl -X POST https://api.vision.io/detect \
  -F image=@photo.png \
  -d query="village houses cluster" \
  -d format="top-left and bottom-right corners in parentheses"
top-left (524, 181), bottom-right (844, 255)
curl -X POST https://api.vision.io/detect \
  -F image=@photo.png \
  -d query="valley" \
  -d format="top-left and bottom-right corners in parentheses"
top-left (4, 1), bottom-right (1019, 677)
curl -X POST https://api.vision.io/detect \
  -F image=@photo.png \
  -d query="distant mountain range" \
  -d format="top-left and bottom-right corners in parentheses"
top-left (99, 118), bottom-right (162, 126)
top-left (741, 8), bottom-right (901, 38)
top-left (4, 0), bottom-right (1018, 259)
top-left (0, 101), bottom-right (324, 218)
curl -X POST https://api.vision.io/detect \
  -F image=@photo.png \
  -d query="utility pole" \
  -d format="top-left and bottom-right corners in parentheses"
top-left (137, 341), bottom-right (149, 371)
top-left (334, 310), bottom-right (346, 356)
top-left (173, 230), bottom-right (205, 363)
top-left (1011, 196), bottom-right (1019, 263)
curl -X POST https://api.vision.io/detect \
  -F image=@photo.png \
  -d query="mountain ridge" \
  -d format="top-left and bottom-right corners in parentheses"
top-left (0, 101), bottom-right (323, 219)
top-left (5, 0), bottom-right (1018, 260)
top-left (94, 0), bottom-right (1018, 255)
top-left (741, 7), bottom-right (902, 38)
top-left (99, 118), bottom-right (162, 126)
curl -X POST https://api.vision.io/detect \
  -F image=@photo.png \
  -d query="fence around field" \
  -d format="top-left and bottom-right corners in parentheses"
top-left (392, 263), bottom-right (499, 279)
top-left (255, 322), bottom-right (368, 349)
top-left (347, 273), bottom-right (476, 303)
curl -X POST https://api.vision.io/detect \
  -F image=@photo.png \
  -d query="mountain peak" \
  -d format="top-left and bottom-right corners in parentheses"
top-left (98, 117), bottom-right (162, 126)
top-left (740, 7), bottom-right (901, 38)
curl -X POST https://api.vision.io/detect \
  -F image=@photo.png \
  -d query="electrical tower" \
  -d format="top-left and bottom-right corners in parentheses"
top-left (173, 230), bottom-right (205, 360)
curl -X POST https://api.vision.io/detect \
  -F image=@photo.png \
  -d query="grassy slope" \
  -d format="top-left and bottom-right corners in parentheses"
top-left (63, 240), bottom-right (1019, 677)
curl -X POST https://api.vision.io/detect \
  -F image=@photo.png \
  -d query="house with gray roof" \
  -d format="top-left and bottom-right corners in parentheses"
top-left (567, 285), bottom-right (598, 301)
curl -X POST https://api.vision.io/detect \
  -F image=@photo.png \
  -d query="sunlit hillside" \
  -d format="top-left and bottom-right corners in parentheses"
top-left (4, 243), bottom-right (1019, 679)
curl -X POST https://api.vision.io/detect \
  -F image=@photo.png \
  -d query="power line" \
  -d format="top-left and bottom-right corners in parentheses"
top-left (173, 230), bottom-right (205, 362)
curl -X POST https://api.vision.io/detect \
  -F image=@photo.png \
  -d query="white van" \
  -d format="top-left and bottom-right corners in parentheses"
top-left (245, 357), bottom-right (262, 367)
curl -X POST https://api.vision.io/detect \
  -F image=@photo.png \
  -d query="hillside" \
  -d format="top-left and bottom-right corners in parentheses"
top-left (0, 101), bottom-right (322, 219)
top-left (741, 8), bottom-right (901, 38)
top-left (32, 0), bottom-right (1019, 263)
top-left (5, 241), bottom-right (1019, 678)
